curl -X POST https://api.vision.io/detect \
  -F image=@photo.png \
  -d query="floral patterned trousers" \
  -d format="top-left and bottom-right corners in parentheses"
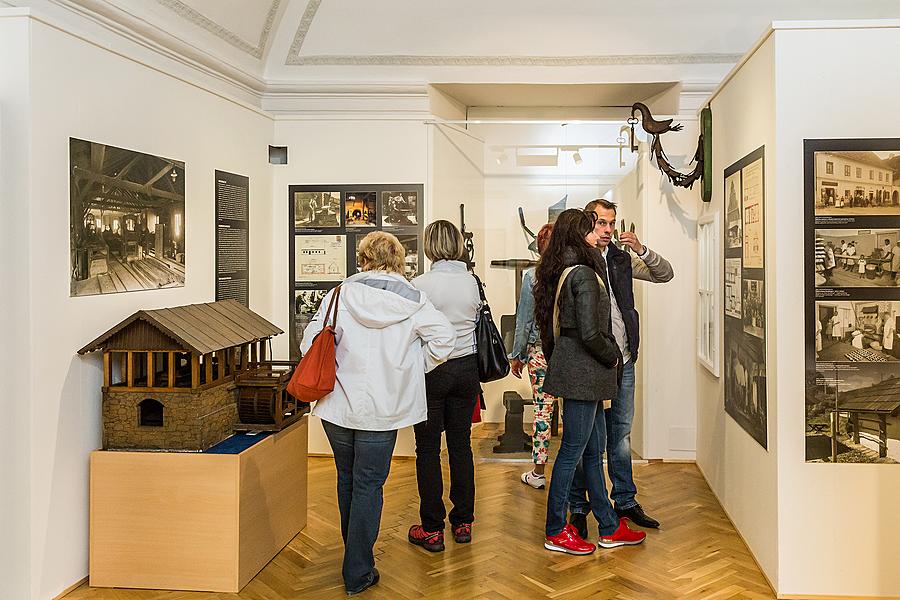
top-left (526, 343), bottom-right (559, 465)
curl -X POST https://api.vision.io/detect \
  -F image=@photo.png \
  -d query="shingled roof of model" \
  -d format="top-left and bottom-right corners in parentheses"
top-left (78, 299), bottom-right (282, 355)
top-left (838, 376), bottom-right (900, 414)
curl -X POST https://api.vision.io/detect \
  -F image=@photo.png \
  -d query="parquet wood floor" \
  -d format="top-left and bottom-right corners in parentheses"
top-left (64, 458), bottom-right (775, 600)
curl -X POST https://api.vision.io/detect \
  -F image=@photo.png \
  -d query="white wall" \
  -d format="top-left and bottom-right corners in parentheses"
top-left (638, 125), bottom-right (701, 461)
top-left (0, 12), bottom-right (33, 600)
top-left (271, 119), bottom-right (428, 455)
top-left (6, 12), bottom-right (274, 598)
top-left (774, 24), bottom-right (900, 597)
top-left (700, 35), bottom-right (779, 587)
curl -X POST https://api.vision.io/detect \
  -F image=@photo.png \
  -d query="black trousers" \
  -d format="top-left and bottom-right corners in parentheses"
top-left (413, 354), bottom-right (481, 532)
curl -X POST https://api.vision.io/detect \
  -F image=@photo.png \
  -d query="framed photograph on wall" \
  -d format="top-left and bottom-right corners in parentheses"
top-left (345, 191), bottom-right (377, 227)
top-left (805, 139), bottom-right (900, 463)
top-left (69, 138), bottom-right (185, 297)
top-left (381, 190), bottom-right (418, 227)
top-left (294, 191), bottom-right (342, 230)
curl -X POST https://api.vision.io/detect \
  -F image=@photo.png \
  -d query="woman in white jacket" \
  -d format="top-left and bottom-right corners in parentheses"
top-left (301, 231), bottom-right (455, 596)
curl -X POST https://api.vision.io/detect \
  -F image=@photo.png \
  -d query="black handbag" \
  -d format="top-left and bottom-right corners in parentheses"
top-left (473, 274), bottom-right (510, 382)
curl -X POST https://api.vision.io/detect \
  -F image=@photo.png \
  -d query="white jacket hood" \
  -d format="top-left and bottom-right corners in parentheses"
top-left (299, 269), bottom-right (457, 432)
top-left (339, 271), bottom-right (425, 329)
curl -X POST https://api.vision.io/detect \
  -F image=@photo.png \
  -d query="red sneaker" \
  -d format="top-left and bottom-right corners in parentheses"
top-left (598, 518), bottom-right (647, 548)
top-left (408, 525), bottom-right (445, 552)
top-left (452, 523), bottom-right (472, 543)
top-left (544, 523), bottom-right (596, 555)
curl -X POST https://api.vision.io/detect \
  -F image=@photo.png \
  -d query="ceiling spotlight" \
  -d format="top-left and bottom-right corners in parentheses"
top-left (573, 151), bottom-right (583, 165)
top-left (496, 151), bottom-right (508, 165)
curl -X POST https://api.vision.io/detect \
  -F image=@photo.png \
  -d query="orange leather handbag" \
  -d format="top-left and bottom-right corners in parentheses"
top-left (288, 286), bottom-right (341, 402)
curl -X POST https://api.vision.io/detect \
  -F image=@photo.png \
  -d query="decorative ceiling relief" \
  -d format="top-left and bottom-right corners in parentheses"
top-left (156, 0), bottom-right (282, 59)
top-left (287, 0), bottom-right (323, 62)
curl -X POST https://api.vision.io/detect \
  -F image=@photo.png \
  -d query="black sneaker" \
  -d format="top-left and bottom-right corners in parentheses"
top-left (569, 512), bottom-right (588, 540)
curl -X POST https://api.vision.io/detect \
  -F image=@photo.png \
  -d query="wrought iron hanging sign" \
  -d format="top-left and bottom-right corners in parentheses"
top-left (629, 102), bottom-right (713, 202)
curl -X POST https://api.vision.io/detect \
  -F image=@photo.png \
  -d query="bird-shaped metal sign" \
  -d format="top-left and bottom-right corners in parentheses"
top-left (629, 102), bottom-right (706, 193)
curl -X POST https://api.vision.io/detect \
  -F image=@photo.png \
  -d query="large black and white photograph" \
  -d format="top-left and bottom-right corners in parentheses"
top-left (814, 301), bottom-right (900, 362)
top-left (70, 138), bottom-right (185, 297)
top-left (815, 229), bottom-right (900, 288)
top-left (725, 320), bottom-right (768, 449)
top-left (294, 191), bottom-right (341, 229)
top-left (725, 171), bottom-right (743, 249)
top-left (742, 278), bottom-right (765, 339)
top-left (381, 191), bottom-right (418, 227)
top-left (806, 363), bottom-right (900, 463)
top-left (815, 149), bottom-right (900, 216)
top-left (345, 192), bottom-right (377, 227)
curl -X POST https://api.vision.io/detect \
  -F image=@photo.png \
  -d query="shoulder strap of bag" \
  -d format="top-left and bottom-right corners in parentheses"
top-left (472, 273), bottom-right (487, 303)
top-left (323, 285), bottom-right (341, 328)
top-left (552, 266), bottom-right (606, 339)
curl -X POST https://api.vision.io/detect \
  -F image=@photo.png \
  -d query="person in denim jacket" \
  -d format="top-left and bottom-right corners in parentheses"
top-left (509, 223), bottom-right (559, 489)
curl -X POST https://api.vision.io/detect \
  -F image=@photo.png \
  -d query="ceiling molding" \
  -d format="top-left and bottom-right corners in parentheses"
top-left (287, 0), bottom-right (322, 62)
top-left (155, 0), bottom-right (282, 59)
top-left (286, 53), bottom-right (743, 67)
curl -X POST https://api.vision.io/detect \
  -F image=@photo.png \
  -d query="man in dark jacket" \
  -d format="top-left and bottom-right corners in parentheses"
top-left (569, 199), bottom-right (674, 533)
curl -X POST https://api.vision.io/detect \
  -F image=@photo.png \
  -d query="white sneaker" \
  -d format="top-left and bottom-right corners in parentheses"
top-left (520, 470), bottom-right (546, 489)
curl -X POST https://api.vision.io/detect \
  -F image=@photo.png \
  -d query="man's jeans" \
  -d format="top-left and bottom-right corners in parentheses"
top-left (569, 361), bottom-right (638, 515)
top-left (545, 398), bottom-right (619, 538)
top-left (322, 420), bottom-right (397, 592)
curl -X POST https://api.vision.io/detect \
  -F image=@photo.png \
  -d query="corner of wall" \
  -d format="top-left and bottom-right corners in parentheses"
top-left (0, 12), bottom-right (33, 600)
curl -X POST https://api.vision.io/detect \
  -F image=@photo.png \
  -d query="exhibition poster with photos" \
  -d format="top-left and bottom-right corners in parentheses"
top-left (805, 139), bottom-right (900, 463)
top-left (723, 146), bottom-right (768, 449)
top-left (288, 184), bottom-right (424, 360)
top-left (69, 138), bottom-right (186, 297)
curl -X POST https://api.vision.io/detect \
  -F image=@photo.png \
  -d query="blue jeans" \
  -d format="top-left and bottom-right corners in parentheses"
top-left (570, 361), bottom-right (638, 515)
top-left (322, 420), bottom-right (397, 592)
top-left (545, 398), bottom-right (619, 538)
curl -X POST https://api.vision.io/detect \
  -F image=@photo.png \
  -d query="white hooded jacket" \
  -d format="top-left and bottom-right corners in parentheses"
top-left (300, 270), bottom-right (456, 431)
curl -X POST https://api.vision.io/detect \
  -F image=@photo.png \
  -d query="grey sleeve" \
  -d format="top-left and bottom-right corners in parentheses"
top-left (631, 247), bottom-right (674, 283)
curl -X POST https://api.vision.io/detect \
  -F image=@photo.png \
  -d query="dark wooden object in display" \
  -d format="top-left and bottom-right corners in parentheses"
top-left (629, 101), bottom-right (705, 191)
top-left (490, 258), bottom-right (538, 304)
top-left (78, 299), bottom-right (289, 451)
top-left (235, 360), bottom-right (308, 432)
top-left (490, 259), bottom-right (540, 453)
top-left (493, 391), bottom-right (532, 453)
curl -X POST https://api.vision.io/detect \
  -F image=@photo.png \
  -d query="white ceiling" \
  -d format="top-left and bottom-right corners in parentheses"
top-left (12, 0), bottom-right (900, 94)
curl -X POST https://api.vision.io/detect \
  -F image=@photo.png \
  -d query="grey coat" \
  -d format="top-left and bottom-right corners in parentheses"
top-left (542, 257), bottom-right (621, 403)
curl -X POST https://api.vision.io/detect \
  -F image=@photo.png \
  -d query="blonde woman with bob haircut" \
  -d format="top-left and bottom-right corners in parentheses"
top-left (407, 220), bottom-right (483, 552)
top-left (301, 230), bottom-right (455, 595)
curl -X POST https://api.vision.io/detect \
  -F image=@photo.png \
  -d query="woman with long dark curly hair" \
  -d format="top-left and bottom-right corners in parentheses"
top-left (534, 208), bottom-right (645, 555)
